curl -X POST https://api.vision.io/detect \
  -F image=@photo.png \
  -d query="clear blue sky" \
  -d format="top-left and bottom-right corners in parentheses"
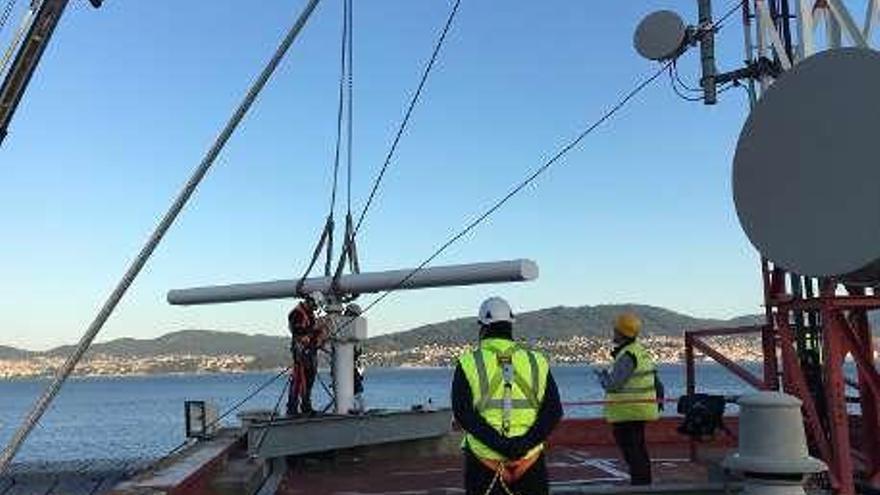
top-left (0, 0), bottom-right (761, 350)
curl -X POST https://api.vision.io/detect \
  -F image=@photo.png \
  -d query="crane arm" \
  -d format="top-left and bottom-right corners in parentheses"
top-left (0, 0), bottom-right (102, 146)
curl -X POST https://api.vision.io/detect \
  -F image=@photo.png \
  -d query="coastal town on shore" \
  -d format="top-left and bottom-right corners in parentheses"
top-left (0, 336), bottom-right (773, 379)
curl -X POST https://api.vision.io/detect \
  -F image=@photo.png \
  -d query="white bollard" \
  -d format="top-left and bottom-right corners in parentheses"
top-left (723, 392), bottom-right (826, 495)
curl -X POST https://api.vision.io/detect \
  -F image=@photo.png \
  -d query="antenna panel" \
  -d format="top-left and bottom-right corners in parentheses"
top-left (733, 48), bottom-right (880, 282)
top-left (634, 10), bottom-right (686, 61)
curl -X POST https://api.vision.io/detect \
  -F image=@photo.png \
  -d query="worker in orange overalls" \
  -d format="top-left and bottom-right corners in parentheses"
top-left (287, 292), bottom-right (328, 416)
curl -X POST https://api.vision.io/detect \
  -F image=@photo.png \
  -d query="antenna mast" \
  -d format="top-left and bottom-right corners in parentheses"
top-left (634, 2), bottom-right (880, 494)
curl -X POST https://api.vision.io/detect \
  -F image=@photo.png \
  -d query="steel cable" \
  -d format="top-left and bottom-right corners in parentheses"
top-left (342, 0), bottom-right (462, 253)
top-left (328, 0), bottom-right (350, 218)
top-left (130, 365), bottom-right (292, 478)
top-left (0, 0), bottom-right (18, 35)
top-left (250, 372), bottom-right (294, 455)
top-left (352, 61), bottom-right (673, 318)
top-left (345, 0), bottom-right (353, 216)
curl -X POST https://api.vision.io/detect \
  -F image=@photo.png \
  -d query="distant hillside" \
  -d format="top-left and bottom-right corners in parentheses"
top-left (0, 345), bottom-right (31, 360)
top-left (44, 330), bottom-right (283, 357)
top-left (40, 330), bottom-right (290, 369)
top-left (367, 304), bottom-right (762, 353)
top-left (7, 303), bottom-right (877, 362)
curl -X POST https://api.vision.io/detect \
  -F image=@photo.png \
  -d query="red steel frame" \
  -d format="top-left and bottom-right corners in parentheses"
top-left (684, 259), bottom-right (880, 495)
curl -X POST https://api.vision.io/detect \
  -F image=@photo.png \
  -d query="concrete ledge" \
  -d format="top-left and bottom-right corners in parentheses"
top-left (110, 430), bottom-right (242, 495)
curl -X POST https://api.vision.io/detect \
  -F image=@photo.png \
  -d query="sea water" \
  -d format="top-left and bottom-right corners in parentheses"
top-left (0, 363), bottom-right (759, 464)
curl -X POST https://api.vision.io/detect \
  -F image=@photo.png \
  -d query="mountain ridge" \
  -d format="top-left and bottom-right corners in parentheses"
top-left (6, 302), bottom-right (878, 360)
top-left (365, 304), bottom-right (763, 353)
top-left (4, 304), bottom-right (878, 376)
top-left (3, 304), bottom-right (764, 358)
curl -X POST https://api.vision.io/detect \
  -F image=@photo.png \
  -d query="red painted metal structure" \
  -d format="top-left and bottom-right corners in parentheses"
top-left (685, 258), bottom-right (880, 495)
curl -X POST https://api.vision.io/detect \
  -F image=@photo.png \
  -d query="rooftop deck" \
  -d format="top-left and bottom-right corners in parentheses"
top-left (277, 418), bottom-right (738, 495)
top-left (1, 417), bottom-right (736, 495)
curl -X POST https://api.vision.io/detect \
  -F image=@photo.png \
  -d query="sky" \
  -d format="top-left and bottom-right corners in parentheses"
top-left (0, 0), bottom-right (764, 350)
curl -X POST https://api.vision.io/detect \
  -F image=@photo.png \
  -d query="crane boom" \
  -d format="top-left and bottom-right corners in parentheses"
top-left (0, 0), bottom-right (101, 146)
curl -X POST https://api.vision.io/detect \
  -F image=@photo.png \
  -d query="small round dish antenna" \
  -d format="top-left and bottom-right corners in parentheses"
top-left (733, 48), bottom-right (880, 282)
top-left (634, 10), bottom-right (687, 61)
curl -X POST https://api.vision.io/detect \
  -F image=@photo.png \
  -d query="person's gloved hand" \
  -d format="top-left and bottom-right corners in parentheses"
top-left (494, 437), bottom-right (517, 459)
top-left (504, 435), bottom-right (534, 460)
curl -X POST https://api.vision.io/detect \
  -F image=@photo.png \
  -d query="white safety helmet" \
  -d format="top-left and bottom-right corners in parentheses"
top-left (308, 291), bottom-right (325, 308)
top-left (478, 297), bottom-right (514, 326)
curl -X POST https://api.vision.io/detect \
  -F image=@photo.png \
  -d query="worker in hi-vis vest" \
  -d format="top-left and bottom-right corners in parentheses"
top-left (451, 297), bottom-right (562, 495)
top-left (595, 312), bottom-right (663, 485)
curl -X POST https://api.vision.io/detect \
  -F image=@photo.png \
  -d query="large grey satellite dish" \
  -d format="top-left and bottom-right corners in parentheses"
top-left (634, 10), bottom-right (687, 61)
top-left (733, 48), bottom-right (880, 282)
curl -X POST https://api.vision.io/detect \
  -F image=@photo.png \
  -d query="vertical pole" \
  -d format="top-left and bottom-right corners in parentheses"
top-left (325, 218), bottom-right (334, 277)
top-left (827, 6), bottom-right (843, 48)
top-left (778, 0), bottom-right (795, 59)
top-left (329, 311), bottom-right (364, 415)
top-left (685, 333), bottom-right (697, 461)
top-left (761, 259), bottom-right (780, 390)
top-left (866, 0), bottom-right (879, 39)
top-left (796, 0), bottom-right (815, 60)
top-left (776, 312), bottom-right (834, 472)
top-left (761, 325), bottom-right (778, 390)
top-left (821, 280), bottom-right (855, 495)
top-left (332, 342), bottom-right (355, 414)
top-left (697, 0), bottom-right (718, 104)
top-left (756, 0), bottom-right (771, 91)
top-left (742, 1), bottom-right (760, 106)
top-left (851, 307), bottom-right (880, 485)
top-left (685, 333), bottom-right (696, 397)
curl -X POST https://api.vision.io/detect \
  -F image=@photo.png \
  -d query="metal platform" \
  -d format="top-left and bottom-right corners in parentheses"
top-left (245, 409), bottom-right (453, 459)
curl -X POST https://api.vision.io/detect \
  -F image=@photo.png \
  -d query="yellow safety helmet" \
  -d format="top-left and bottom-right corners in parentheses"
top-left (614, 313), bottom-right (642, 338)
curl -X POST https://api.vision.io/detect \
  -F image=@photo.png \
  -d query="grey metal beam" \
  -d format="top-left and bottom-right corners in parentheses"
top-left (168, 259), bottom-right (538, 305)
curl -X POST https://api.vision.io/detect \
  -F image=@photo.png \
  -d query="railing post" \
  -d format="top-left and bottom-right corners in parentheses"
top-left (685, 332), bottom-right (696, 397)
top-left (761, 323), bottom-right (779, 390)
top-left (685, 332), bottom-right (697, 461)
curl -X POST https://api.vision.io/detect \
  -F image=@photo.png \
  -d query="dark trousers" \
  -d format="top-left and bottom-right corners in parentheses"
top-left (287, 344), bottom-right (317, 415)
top-left (612, 421), bottom-right (652, 485)
top-left (464, 449), bottom-right (548, 495)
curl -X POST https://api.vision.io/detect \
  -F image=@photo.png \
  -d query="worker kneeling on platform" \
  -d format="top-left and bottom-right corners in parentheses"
top-left (595, 312), bottom-right (662, 485)
top-left (452, 297), bottom-right (562, 495)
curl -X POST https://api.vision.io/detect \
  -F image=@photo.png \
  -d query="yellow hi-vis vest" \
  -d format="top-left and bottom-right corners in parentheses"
top-left (458, 338), bottom-right (550, 461)
top-left (604, 340), bottom-right (660, 423)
